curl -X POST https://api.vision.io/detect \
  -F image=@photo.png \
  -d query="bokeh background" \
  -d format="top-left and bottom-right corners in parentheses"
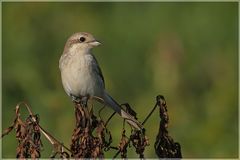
top-left (2, 2), bottom-right (238, 158)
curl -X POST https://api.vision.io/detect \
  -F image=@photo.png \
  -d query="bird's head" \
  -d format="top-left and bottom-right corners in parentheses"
top-left (64, 32), bottom-right (101, 53)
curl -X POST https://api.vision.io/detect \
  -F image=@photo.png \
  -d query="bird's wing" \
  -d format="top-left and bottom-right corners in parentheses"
top-left (92, 54), bottom-right (105, 88)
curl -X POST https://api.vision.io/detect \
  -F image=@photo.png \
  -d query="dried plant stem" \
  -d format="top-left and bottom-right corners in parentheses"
top-left (38, 125), bottom-right (71, 153)
top-left (2, 95), bottom-right (182, 158)
top-left (70, 102), bottom-right (112, 158)
top-left (105, 112), bottom-right (116, 127)
top-left (142, 101), bottom-right (159, 125)
top-left (154, 95), bottom-right (182, 158)
top-left (2, 102), bottom-right (71, 158)
top-left (18, 102), bottom-right (71, 153)
top-left (113, 99), bottom-right (160, 159)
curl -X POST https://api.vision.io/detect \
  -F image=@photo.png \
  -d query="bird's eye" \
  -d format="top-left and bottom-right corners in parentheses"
top-left (79, 37), bottom-right (86, 43)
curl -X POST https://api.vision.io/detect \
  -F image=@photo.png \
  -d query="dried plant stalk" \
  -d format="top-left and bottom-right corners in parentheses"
top-left (70, 102), bottom-right (112, 158)
top-left (154, 95), bottom-right (182, 158)
top-left (2, 102), bottom-right (71, 158)
top-left (2, 95), bottom-right (182, 158)
top-left (114, 103), bottom-right (150, 159)
top-left (130, 130), bottom-right (149, 158)
top-left (2, 102), bottom-right (42, 158)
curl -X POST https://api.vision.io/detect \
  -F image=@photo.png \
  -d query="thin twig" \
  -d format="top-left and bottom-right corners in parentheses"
top-left (38, 125), bottom-right (71, 153)
top-left (98, 105), bottom-right (106, 120)
top-left (142, 102), bottom-right (158, 125)
top-left (105, 112), bottom-right (116, 127)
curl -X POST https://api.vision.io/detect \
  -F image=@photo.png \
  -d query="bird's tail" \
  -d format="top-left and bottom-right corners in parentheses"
top-left (103, 91), bottom-right (143, 130)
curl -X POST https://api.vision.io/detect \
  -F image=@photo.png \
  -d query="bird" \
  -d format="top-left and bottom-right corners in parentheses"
top-left (59, 32), bottom-right (143, 130)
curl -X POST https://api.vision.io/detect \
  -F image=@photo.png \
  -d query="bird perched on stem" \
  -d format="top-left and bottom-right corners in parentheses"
top-left (59, 32), bottom-right (143, 130)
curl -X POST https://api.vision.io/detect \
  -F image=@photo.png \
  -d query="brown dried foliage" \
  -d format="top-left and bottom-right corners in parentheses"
top-left (2, 95), bottom-right (182, 158)
top-left (130, 130), bottom-right (149, 158)
top-left (118, 129), bottom-right (128, 158)
top-left (154, 95), bottom-right (182, 158)
top-left (2, 102), bottom-right (42, 158)
top-left (70, 102), bottom-right (113, 158)
top-left (2, 102), bottom-right (71, 159)
top-left (113, 104), bottom-right (150, 159)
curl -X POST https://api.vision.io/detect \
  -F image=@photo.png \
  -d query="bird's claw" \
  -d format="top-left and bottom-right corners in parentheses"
top-left (71, 95), bottom-right (89, 108)
top-left (71, 95), bottom-right (81, 103)
top-left (80, 97), bottom-right (88, 108)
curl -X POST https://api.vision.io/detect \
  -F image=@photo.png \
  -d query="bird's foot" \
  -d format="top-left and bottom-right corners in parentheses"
top-left (80, 96), bottom-right (89, 108)
top-left (71, 95), bottom-right (81, 104)
top-left (71, 94), bottom-right (89, 108)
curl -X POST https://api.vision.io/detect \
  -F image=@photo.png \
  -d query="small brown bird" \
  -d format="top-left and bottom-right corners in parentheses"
top-left (59, 32), bottom-right (143, 130)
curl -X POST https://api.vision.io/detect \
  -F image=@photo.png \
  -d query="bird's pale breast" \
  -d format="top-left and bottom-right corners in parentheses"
top-left (60, 51), bottom-right (104, 97)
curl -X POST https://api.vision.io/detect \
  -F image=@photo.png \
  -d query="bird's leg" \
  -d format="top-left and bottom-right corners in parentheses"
top-left (80, 96), bottom-right (89, 108)
top-left (70, 95), bottom-right (89, 108)
top-left (71, 95), bottom-right (81, 103)
top-left (71, 95), bottom-right (90, 108)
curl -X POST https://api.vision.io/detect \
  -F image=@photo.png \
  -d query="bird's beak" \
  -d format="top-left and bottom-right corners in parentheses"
top-left (89, 40), bottom-right (101, 46)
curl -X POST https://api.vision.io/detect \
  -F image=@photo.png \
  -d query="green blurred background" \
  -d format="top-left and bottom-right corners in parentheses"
top-left (2, 2), bottom-right (238, 158)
